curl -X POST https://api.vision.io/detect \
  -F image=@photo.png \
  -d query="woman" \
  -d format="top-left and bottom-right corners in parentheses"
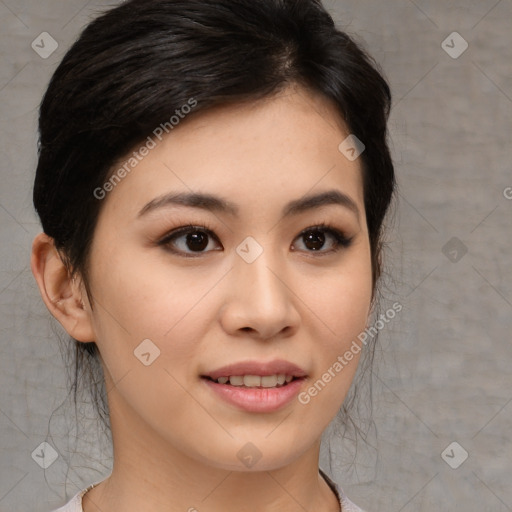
top-left (31, 0), bottom-right (396, 510)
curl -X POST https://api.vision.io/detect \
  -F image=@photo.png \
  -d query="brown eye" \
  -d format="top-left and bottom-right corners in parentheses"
top-left (292, 224), bottom-right (353, 254)
top-left (183, 231), bottom-right (209, 251)
top-left (158, 225), bottom-right (221, 256)
top-left (302, 229), bottom-right (327, 251)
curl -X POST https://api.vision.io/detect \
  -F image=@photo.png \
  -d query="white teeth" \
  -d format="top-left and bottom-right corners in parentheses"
top-left (214, 374), bottom-right (294, 387)
top-left (261, 375), bottom-right (278, 387)
top-left (229, 376), bottom-right (244, 386)
top-left (244, 375), bottom-right (262, 387)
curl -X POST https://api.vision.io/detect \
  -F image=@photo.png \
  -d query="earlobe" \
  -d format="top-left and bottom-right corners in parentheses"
top-left (30, 232), bottom-right (96, 342)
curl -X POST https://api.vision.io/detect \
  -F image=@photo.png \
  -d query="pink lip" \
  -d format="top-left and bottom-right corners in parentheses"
top-left (201, 359), bottom-right (308, 413)
top-left (202, 359), bottom-right (308, 381)
top-left (202, 377), bottom-right (306, 413)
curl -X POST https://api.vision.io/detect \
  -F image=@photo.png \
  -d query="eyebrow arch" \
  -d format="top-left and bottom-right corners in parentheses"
top-left (137, 189), bottom-right (360, 222)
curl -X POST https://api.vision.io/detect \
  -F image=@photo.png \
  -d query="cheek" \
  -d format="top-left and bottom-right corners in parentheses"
top-left (86, 251), bottom-right (214, 426)
top-left (296, 250), bottom-right (373, 404)
top-left (302, 253), bottom-right (373, 344)
top-left (87, 247), bottom-right (224, 372)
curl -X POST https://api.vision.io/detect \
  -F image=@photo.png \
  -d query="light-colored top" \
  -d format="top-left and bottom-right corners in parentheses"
top-left (50, 469), bottom-right (366, 512)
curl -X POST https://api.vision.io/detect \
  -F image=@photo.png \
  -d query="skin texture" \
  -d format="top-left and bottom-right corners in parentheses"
top-left (31, 84), bottom-right (373, 512)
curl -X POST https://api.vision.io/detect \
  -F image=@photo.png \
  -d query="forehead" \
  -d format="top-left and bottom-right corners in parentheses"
top-left (99, 85), bottom-right (365, 223)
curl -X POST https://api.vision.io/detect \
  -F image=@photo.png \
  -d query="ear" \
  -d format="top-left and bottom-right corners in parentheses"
top-left (30, 232), bottom-right (95, 342)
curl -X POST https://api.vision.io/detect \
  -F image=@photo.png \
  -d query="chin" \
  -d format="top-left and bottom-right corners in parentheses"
top-left (193, 436), bottom-right (314, 473)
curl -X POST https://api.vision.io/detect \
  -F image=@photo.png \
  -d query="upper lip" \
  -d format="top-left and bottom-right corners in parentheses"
top-left (203, 359), bottom-right (308, 381)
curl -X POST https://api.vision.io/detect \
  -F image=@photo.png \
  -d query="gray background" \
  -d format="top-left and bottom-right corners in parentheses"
top-left (1, 0), bottom-right (511, 511)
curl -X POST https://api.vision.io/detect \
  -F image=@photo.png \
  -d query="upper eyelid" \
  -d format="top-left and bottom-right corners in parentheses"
top-left (158, 223), bottom-right (351, 251)
top-left (158, 224), bottom-right (218, 242)
top-left (160, 223), bottom-right (347, 238)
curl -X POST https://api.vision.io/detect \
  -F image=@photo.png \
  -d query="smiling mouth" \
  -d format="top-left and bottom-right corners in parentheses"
top-left (201, 375), bottom-right (303, 388)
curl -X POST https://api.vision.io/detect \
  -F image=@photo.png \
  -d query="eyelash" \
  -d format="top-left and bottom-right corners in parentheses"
top-left (157, 221), bottom-right (354, 258)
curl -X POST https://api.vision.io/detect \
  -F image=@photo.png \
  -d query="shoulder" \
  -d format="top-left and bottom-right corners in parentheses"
top-left (49, 479), bottom-right (104, 512)
top-left (319, 468), bottom-right (368, 512)
top-left (339, 491), bottom-right (368, 512)
top-left (49, 488), bottom-right (86, 512)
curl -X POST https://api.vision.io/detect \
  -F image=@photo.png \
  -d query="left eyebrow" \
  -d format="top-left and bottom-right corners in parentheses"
top-left (137, 189), bottom-right (360, 223)
top-left (282, 190), bottom-right (360, 222)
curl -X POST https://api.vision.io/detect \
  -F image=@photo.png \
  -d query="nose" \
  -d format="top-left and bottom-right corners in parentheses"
top-left (219, 247), bottom-right (300, 340)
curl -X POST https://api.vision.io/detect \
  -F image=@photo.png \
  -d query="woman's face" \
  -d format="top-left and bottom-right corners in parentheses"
top-left (84, 84), bottom-right (373, 471)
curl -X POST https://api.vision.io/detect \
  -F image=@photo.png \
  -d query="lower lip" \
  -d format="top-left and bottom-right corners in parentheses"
top-left (202, 377), bottom-right (306, 413)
